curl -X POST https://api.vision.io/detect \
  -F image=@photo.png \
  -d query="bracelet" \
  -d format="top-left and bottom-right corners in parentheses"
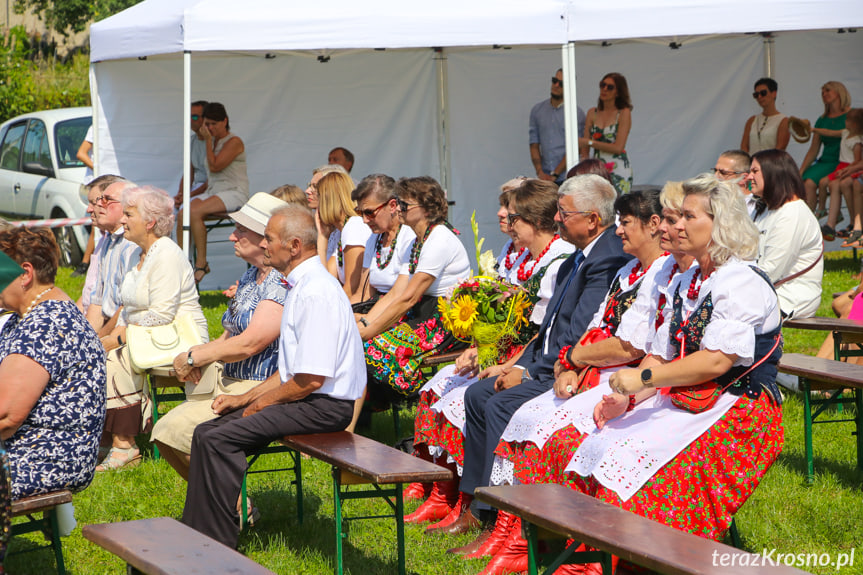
top-left (558, 345), bottom-right (576, 371)
top-left (117, 335), bottom-right (123, 346)
top-left (359, 317), bottom-right (369, 327)
top-left (626, 395), bottom-right (637, 412)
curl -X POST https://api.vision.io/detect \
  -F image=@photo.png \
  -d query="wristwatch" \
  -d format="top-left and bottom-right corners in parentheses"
top-left (550, 171), bottom-right (558, 179)
top-left (187, 350), bottom-right (195, 367)
top-left (588, 140), bottom-right (594, 148)
top-left (640, 368), bottom-right (654, 388)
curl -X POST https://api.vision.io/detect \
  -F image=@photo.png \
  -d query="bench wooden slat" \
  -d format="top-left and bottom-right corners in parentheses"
top-left (11, 490), bottom-right (72, 516)
top-left (420, 350), bottom-right (462, 368)
top-left (783, 316), bottom-right (863, 335)
top-left (477, 485), bottom-right (806, 575)
top-left (778, 353), bottom-right (863, 390)
top-left (282, 431), bottom-right (451, 484)
top-left (82, 517), bottom-right (275, 575)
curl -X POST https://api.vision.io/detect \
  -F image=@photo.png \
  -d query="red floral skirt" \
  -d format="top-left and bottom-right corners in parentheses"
top-left (414, 390), bottom-right (439, 446)
top-left (591, 393), bottom-right (784, 541)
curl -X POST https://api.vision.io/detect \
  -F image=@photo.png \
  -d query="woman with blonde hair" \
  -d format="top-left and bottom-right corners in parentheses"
top-left (99, 186), bottom-right (208, 470)
top-left (316, 171), bottom-right (372, 302)
top-left (802, 80), bottom-right (851, 214)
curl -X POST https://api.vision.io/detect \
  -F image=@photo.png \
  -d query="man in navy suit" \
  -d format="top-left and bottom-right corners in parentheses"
top-left (451, 174), bottom-right (631, 543)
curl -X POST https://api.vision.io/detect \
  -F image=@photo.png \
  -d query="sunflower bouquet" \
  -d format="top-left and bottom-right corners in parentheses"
top-left (438, 276), bottom-right (531, 369)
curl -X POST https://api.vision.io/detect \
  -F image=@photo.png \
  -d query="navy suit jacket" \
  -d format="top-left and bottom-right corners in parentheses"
top-left (516, 226), bottom-right (632, 384)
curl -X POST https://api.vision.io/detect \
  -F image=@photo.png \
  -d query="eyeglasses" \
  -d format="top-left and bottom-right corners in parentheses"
top-left (599, 82), bottom-right (616, 91)
top-left (359, 201), bottom-right (389, 219)
top-left (191, 114), bottom-right (201, 121)
top-left (88, 195), bottom-right (120, 207)
top-left (713, 167), bottom-right (746, 178)
top-left (558, 206), bottom-right (600, 222)
top-left (507, 213), bottom-right (522, 227)
top-left (396, 198), bottom-right (418, 212)
top-left (551, 77), bottom-right (563, 86)
top-left (752, 89), bottom-right (770, 98)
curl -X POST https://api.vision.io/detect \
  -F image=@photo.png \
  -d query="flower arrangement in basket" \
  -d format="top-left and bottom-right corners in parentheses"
top-left (438, 276), bottom-right (531, 369)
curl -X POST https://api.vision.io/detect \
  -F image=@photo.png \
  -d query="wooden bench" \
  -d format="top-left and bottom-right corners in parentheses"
top-left (281, 431), bottom-right (452, 575)
top-left (476, 484), bottom-right (807, 575)
top-left (9, 490), bottom-right (72, 574)
top-left (783, 316), bottom-right (863, 361)
top-left (778, 352), bottom-right (863, 483)
top-left (82, 517), bottom-right (275, 575)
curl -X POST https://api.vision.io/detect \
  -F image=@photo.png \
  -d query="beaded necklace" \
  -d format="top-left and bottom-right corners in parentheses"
top-left (755, 114), bottom-right (770, 145)
top-left (503, 242), bottom-right (526, 271)
top-left (24, 286), bottom-right (54, 316)
top-left (408, 224), bottom-right (435, 274)
top-left (374, 225), bottom-right (401, 270)
top-left (516, 235), bottom-right (559, 282)
top-left (686, 267), bottom-right (714, 300)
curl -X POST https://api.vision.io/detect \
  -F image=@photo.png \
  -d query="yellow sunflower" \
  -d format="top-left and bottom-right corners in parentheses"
top-left (451, 295), bottom-right (479, 337)
top-left (506, 292), bottom-right (531, 329)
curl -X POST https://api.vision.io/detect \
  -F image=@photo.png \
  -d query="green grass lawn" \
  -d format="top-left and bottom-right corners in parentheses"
top-left (6, 253), bottom-right (863, 574)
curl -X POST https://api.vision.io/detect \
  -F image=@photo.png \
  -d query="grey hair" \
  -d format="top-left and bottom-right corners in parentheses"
top-left (558, 174), bottom-right (616, 225)
top-left (660, 181), bottom-right (685, 212)
top-left (682, 173), bottom-right (759, 266)
top-left (122, 185), bottom-right (175, 238)
top-left (271, 204), bottom-right (317, 249)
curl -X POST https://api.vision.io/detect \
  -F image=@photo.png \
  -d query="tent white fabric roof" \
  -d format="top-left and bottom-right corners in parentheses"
top-left (91, 0), bottom-right (863, 61)
top-left (88, 0), bottom-right (863, 290)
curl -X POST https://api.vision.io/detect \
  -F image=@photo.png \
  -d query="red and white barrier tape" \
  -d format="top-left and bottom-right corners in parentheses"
top-left (9, 216), bottom-right (91, 229)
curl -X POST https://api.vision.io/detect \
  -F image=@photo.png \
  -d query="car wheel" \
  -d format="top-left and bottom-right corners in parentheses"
top-left (53, 215), bottom-right (84, 267)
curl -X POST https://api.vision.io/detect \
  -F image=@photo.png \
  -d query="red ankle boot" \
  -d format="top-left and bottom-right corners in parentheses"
top-left (403, 481), bottom-right (431, 501)
top-left (425, 493), bottom-right (480, 535)
top-left (464, 510), bottom-right (518, 559)
top-left (478, 517), bottom-right (528, 575)
top-left (403, 479), bottom-right (458, 524)
top-left (553, 541), bottom-right (619, 574)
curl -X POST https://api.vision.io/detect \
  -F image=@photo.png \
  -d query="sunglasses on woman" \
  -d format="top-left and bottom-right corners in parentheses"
top-left (599, 82), bottom-right (616, 91)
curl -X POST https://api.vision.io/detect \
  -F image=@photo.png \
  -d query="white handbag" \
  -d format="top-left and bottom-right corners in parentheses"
top-left (126, 313), bottom-right (203, 372)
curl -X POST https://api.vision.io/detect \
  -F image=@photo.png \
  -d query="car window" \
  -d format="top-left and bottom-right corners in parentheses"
top-left (22, 119), bottom-right (52, 169)
top-left (55, 117), bottom-right (92, 169)
top-left (0, 122), bottom-right (26, 172)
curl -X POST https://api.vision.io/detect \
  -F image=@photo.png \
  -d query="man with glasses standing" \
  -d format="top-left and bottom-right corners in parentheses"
top-left (453, 175), bottom-right (629, 558)
top-left (175, 100), bottom-right (210, 208)
top-left (530, 69), bottom-right (585, 184)
top-left (82, 176), bottom-right (139, 340)
top-left (714, 149), bottom-right (755, 217)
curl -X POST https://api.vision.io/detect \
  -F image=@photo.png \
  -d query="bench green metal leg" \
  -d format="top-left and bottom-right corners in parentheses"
top-left (856, 389), bottom-right (863, 473)
top-left (240, 447), bottom-right (302, 528)
top-left (10, 508), bottom-right (66, 575)
top-left (331, 471), bottom-right (407, 575)
top-left (801, 377), bottom-right (815, 484)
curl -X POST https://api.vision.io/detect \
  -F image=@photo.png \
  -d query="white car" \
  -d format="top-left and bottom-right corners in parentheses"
top-left (0, 107), bottom-right (91, 265)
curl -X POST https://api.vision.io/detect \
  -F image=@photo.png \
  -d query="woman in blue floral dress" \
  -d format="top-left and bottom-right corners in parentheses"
top-left (0, 228), bottom-right (106, 499)
top-left (579, 72), bottom-right (634, 194)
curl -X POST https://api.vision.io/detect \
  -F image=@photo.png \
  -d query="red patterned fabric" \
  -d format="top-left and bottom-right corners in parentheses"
top-left (414, 390), bottom-right (439, 445)
top-left (591, 393), bottom-right (783, 541)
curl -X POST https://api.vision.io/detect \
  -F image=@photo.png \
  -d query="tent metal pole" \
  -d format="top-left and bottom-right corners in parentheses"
top-left (562, 42), bottom-right (578, 173)
top-left (763, 33), bottom-right (775, 78)
top-left (434, 48), bottom-right (451, 195)
top-left (182, 50), bottom-right (192, 257)
top-left (89, 63), bottom-right (100, 178)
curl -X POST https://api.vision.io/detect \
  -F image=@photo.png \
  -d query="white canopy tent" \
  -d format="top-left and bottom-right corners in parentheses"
top-left (90, 0), bottom-right (863, 289)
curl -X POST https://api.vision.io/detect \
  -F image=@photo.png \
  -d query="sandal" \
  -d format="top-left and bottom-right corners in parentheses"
top-left (238, 497), bottom-right (261, 529)
top-left (194, 263), bottom-right (210, 285)
top-left (837, 226), bottom-right (853, 239)
top-left (821, 224), bottom-right (836, 242)
top-left (842, 230), bottom-right (863, 247)
top-left (95, 446), bottom-right (141, 471)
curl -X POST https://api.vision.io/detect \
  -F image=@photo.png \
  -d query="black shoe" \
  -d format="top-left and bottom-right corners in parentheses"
top-left (71, 261), bottom-right (89, 277)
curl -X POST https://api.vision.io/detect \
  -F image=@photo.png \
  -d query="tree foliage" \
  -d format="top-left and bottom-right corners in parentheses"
top-left (14, 0), bottom-right (143, 37)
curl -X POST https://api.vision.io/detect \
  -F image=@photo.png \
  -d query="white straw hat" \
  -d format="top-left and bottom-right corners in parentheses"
top-left (229, 192), bottom-right (289, 236)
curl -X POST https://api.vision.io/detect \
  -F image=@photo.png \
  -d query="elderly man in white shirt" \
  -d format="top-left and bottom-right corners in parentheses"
top-left (182, 203), bottom-right (366, 549)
